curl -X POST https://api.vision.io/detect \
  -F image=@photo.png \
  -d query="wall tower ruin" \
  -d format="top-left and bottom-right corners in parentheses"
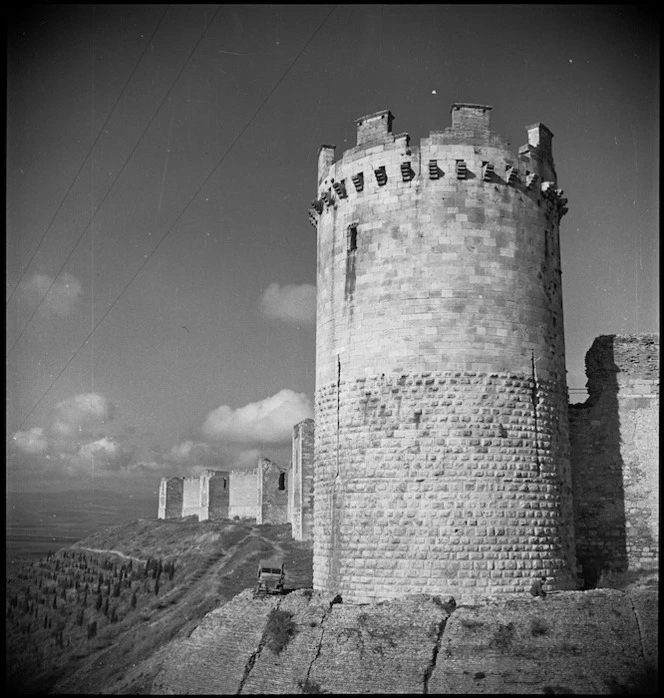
top-left (310, 104), bottom-right (576, 602)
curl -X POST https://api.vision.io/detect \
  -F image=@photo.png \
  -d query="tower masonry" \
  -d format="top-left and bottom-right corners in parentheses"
top-left (310, 104), bottom-right (576, 603)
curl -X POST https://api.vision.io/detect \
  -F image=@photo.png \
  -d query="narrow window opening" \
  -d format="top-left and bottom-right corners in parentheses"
top-left (348, 225), bottom-right (358, 252)
top-left (278, 472), bottom-right (285, 491)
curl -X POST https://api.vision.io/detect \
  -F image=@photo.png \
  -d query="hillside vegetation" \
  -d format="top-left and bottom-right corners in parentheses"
top-left (5, 518), bottom-right (312, 694)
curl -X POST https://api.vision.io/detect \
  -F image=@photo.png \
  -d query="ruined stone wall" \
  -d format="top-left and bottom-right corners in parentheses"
top-left (570, 334), bottom-right (659, 585)
top-left (311, 105), bottom-right (576, 603)
top-left (291, 418), bottom-right (315, 541)
top-left (157, 477), bottom-right (183, 519)
top-left (206, 470), bottom-right (230, 520)
top-left (229, 469), bottom-right (258, 520)
top-left (181, 476), bottom-right (204, 519)
top-left (257, 458), bottom-right (288, 525)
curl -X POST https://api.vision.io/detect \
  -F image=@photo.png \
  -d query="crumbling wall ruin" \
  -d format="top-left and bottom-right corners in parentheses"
top-left (229, 469), bottom-right (258, 520)
top-left (158, 477), bottom-right (183, 519)
top-left (157, 469), bottom-right (229, 521)
top-left (289, 418), bottom-right (315, 541)
top-left (257, 458), bottom-right (288, 525)
top-left (569, 334), bottom-right (659, 586)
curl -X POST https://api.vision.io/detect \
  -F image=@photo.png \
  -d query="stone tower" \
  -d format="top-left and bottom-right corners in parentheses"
top-left (310, 104), bottom-right (576, 603)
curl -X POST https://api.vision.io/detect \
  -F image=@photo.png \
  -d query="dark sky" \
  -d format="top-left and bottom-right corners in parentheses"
top-left (6, 5), bottom-right (659, 502)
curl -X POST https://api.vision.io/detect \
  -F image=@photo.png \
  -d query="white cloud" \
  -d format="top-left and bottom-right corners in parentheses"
top-left (168, 439), bottom-right (203, 462)
top-left (201, 389), bottom-right (313, 444)
top-left (52, 393), bottom-right (113, 437)
top-left (22, 272), bottom-right (82, 317)
top-left (259, 282), bottom-right (316, 325)
top-left (12, 427), bottom-right (49, 454)
top-left (9, 392), bottom-right (128, 475)
top-left (78, 437), bottom-right (119, 459)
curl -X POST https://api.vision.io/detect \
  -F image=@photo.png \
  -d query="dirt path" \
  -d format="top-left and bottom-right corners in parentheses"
top-left (73, 546), bottom-right (147, 564)
top-left (51, 530), bottom-right (295, 694)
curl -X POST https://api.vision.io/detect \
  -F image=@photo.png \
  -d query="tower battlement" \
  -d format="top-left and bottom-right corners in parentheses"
top-left (310, 107), bottom-right (566, 239)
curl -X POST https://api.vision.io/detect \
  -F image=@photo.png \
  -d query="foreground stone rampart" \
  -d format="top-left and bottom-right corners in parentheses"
top-left (150, 586), bottom-right (657, 694)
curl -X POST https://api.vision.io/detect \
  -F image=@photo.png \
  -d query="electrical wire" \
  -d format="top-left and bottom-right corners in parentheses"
top-left (6, 5), bottom-right (221, 358)
top-left (12, 5), bottom-right (337, 434)
top-left (5, 5), bottom-right (171, 307)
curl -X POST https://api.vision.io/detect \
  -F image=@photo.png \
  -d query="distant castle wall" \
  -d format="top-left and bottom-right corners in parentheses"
top-left (182, 476), bottom-right (204, 519)
top-left (290, 419), bottom-right (315, 541)
top-left (257, 458), bottom-right (288, 525)
top-left (158, 477), bottom-right (183, 519)
top-left (569, 334), bottom-right (659, 586)
top-left (207, 470), bottom-right (230, 519)
top-left (158, 461), bottom-right (296, 525)
top-left (158, 469), bottom-right (229, 521)
top-left (229, 469), bottom-right (258, 520)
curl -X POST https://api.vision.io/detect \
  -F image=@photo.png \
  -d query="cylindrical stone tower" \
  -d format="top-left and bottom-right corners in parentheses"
top-left (309, 104), bottom-right (577, 603)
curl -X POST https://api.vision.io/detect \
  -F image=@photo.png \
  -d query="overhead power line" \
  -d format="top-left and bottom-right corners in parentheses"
top-left (5, 5), bottom-right (171, 307)
top-left (6, 4), bottom-right (221, 359)
top-left (12, 5), bottom-right (337, 434)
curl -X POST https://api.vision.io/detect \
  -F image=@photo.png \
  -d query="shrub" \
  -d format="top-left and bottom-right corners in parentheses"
top-left (491, 622), bottom-right (515, 650)
top-left (530, 617), bottom-right (549, 636)
top-left (298, 678), bottom-right (323, 694)
top-left (559, 639), bottom-right (580, 655)
top-left (264, 609), bottom-right (298, 655)
top-left (460, 617), bottom-right (484, 631)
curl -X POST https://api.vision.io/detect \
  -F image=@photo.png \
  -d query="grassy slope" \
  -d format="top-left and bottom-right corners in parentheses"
top-left (5, 518), bottom-right (313, 694)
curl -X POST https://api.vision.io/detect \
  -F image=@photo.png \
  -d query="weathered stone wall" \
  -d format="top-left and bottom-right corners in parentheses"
top-left (151, 587), bottom-right (658, 695)
top-left (570, 334), bottom-right (659, 585)
top-left (312, 105), bottom-right (575, 603)
top-left (157, 470), bottom-right (229, 521)
top-left (157, 477), bottom-right (183, 519)
top-left (229, 469), bottom-right (258, 520)
top-left (205, 470), bottom-right (229, 520)
top-left (181, 476), bottom-right (203, 519)
top-left (257, 458), bottom-right (289, 525)
top-left (290, 419), bottom-right (315, 541)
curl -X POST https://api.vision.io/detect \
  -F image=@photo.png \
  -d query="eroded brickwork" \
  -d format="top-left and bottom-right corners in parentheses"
top-left (311, 105), bottom-right (576, 602)
top-left (570, 334), bottom-right (659, 585)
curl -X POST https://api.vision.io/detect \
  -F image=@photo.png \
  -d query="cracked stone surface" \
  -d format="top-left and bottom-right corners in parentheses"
top-left (150, 587), bottom-right (657, 695)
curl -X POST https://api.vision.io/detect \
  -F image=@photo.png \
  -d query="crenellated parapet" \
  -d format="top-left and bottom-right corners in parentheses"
top-left (308, 105), bottom-right (569, 233)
